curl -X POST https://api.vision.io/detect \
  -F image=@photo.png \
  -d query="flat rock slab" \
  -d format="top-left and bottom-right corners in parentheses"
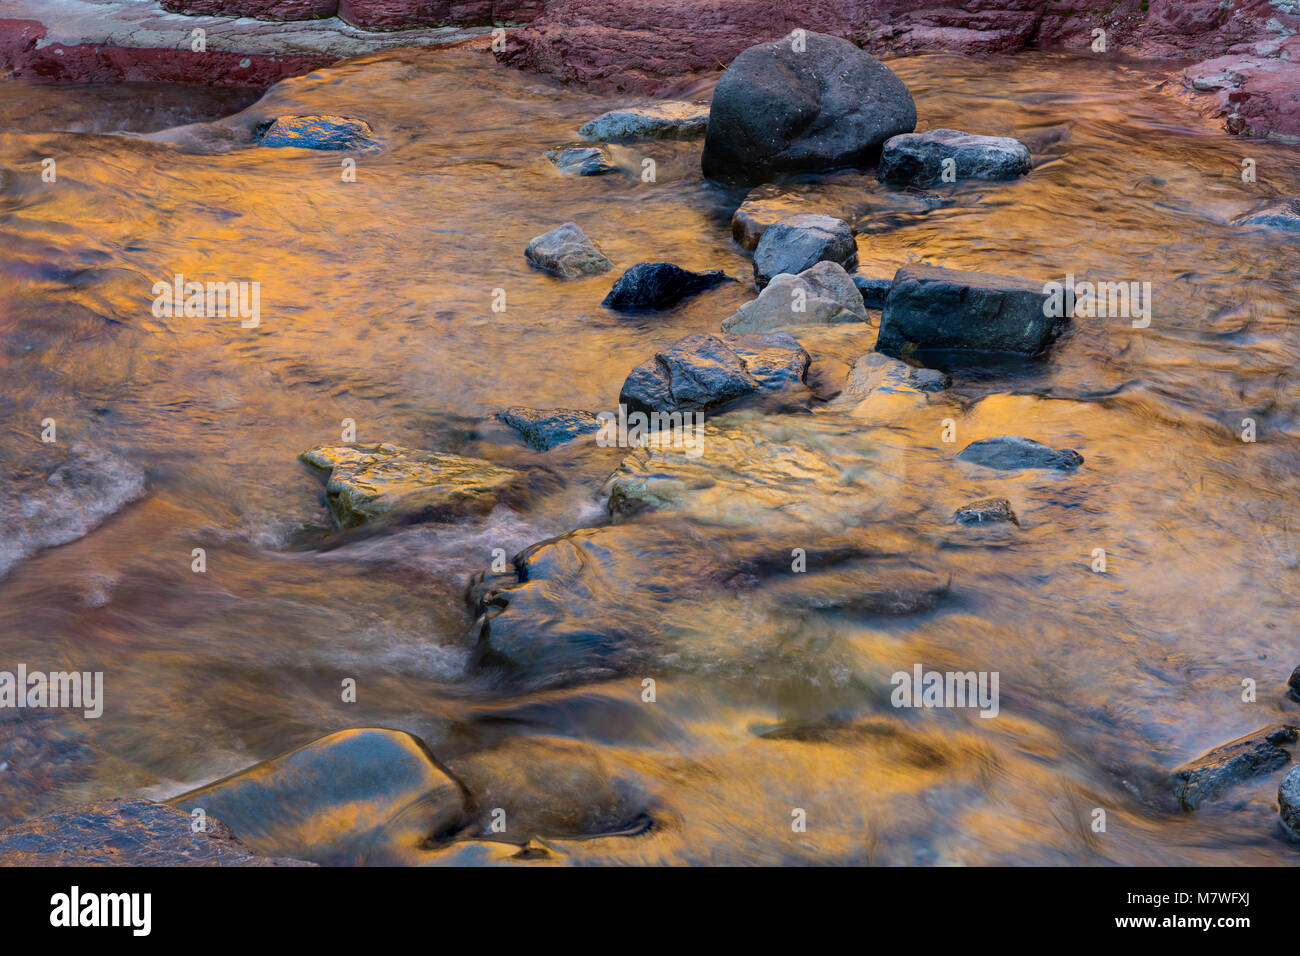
top-left (951, 497), bottom-right (1019, 526)
top-left (578, 101), bottom-right (709, 141)
top-left (525, 222), bottom-right (615, 278)
top-left (752, 213), bottom-right (857, 289)
top-left (498, 407), bottom-right (602, 451)
top-left (258, 114), bottom-right (378, 149)
top-left (546, 144), bottom-right (618, 176)
top-left (956, 436), bottom-right (1082, 471)
top-left (0, 799), bottom-right (312, 866)
top-left (878, 128), bottom-right (1031, 188)
top-left (877, 264), bottom-right (1066, 359)
top-left (1172, 725), bottom-right (1297, 810)
top-left (602, 262), bottom-right (730, 311)
top-left (722, 260), bottom-right (866, 334)
top-left (300, 442), bottom-right (524, 528)
top-left (171, 728), bottom-right (470, 865)
top-left (619, 331), bottom-right (810, 415)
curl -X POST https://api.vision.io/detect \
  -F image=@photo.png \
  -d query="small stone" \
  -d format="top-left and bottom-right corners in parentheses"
top-left (546, 145), bottom-right (618, 176)
top-left (258, 114), bottom-right (378, 150)
top-left (602, 262), bottom-right (731, 311)
top-left (524, 222), bottom-right (614, 279)
top-left (752, 214), bottom-right (857, 289)
top-left (877, 128), bottom-right (1032, 188)
top-left (578, 102), bottom-right (709, 141)
top-left (951, 497), bottom-right (1019, 526)
top-left (498, 407), bottom-right (602, 451)
top-left (722, 260), bottom-right (866, 333)
top-left (957, 436), bottom-right (1083, 471)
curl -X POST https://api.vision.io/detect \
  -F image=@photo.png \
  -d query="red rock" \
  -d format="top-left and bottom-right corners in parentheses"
top-left (339, 0), bottom-right (548, 28)
top-left (161, 0), bottom-right (339, 18)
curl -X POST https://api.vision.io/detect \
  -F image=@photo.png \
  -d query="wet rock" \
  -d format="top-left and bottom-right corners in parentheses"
top-left (172, 728), bottom-right (470, 865)
top-left (956, 436), bottom-right (1083, 472)
top-left (877, 128), bottom-right (1031, 188)
top-left (1232, 196), bottom-right (1300, 233)
top-left (1289, 665), bottom-right (1300, 703)
top-left (498, 407), bottom-right (602, 451)
top-left (546, 144), bottom-right (618, 176)
top-left (299, 442), bottom-right (524, 528)
top-left (838, 352), bottom-right (949, 403)
top-left (702, 31), bottom-right (916, 185)
top-left (524, 222), bottom-right (615, 278)
top-left (0, 799), bottom-right (312, 866)
top-left (722, 260), bottom-right (866, 333)
top-left (578, 101), bottom-right (709, 141)
top-left (619, 332), bottom-right (810, 414)
top-left (601, 262), bottom-right (731, 311)
top-left (1280, 765), bottom-right (1300, 837)
top-left (1171, 725), bottom-right (1297, 810)
top-left (951, 497), bottom-right (1019, 526)
top-left (853, 275), bottom-right (893, 309)
top-left (257, 114), bottom-right (378, 150)
top-left (876, 264), bottom-right (1066, 359)
top-left (764, 559), bottom-right (949, 615)
top-left (752, 213), bottom-right (858, 289)
top-left (729, 178), bottom-right (871, 251)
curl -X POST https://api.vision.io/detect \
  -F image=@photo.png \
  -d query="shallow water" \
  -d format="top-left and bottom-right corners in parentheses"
top-left (0, 48), bottom-right (1297, 864)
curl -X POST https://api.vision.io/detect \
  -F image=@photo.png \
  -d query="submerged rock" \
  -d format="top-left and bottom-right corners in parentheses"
top-left (702, 31), bottom-right (916, 185)
top-left (601, 262), bottom-right (731, 311)
top-left (619, 332), bottom-right (810, 414)
top-left (1171, 725), bottom-right (1297, 810)
top-left (171, 728), bottom-right (469, 865)
top-left (0, 799), bottom-right (312, 866)
top-left (525, 222), bottom-right (615, 278)
top-left (1232, 196), bottom-right (1300, 232)
top-left (951, 497), bottom-right (1019, 526)
top-left (546, 144), bottom-right (618, 176)
top-left (837, 353), bottom-right (949, 412)
top-left (764, 559), bottom-right (949, 616)
top-left (498, 407), bottom-right (602, 451)
top-left (751, 214), bottom-right (857, 289)
top-left (257, 114), bottom-right (378, 150)
top-left (299, 442), bottom-right (524, 528)
top-left (877, 129), bottom-right (1031, 188)
top-left (853, 275), bottom-right (893, 309)
top-left (578, 102), bottom-right (709, 141)
top-left (957, 436), bottom-right (1083, 472)
top-left (877, 265), bottom-right (1066, 359)
top-left (1280, 765), bottom-right (1300, 837)
top-left (722, 260), bottom-right (867, 333)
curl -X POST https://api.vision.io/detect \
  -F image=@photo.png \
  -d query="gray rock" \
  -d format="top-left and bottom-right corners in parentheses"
top-left (0, 799), bottom-right (313, 867)
top-left (951, 497), bottom-right (1019, 526)
top-left (702, 31), bottom-right (916, 185)
top-left (1232, 196), bottom-right (1300, 232)
top-left (1289, 665), bottom-right (1300, 702)
top-left (619, 332), bottom-right (810, 415)
top-left (578, 102), bottom-right (709, 141)
top-left (722, 260), bottom-right (867, 333)
top-left (498, 407), bottom-right (602, 451)
top-left (853, 275), bottom-right (893, 309)
top-left (258, 114), bottom-right (378, 151)
top-left (525, 222), bottom-right (615, 279)
top-left (1280, 765), bottom-right (1300, 837)
top-left (602, 262), bottom-right (731, 311)
top-left (752, 214), bottom-right (857, 289)
top-left (957, 436), bottom-right (1083, 471)
top-left (877, 128), bottom-right (1031, 188)
top-left (838, 353), bottom-right (950, 404)
top-left (1171, 725), bottom-right (1297, 810)
top-left (877, 264), bottom-right (1066, 359)
top-left (546, 144), bottom-right (618, 176)
top-left (172, 728), bottom-right (470, 865)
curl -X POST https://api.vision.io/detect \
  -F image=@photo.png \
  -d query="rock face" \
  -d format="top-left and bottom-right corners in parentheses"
top-left (722, 261), bottom-right (867, 334)
top-left (257, 115), bottom-right (378, 150)
top-left (853, 275), bottom-right (893, 309)
top-left (877, 129), bottom-right (1032, 187)
top-left (1232, 196), bottom-right (1300, 232)
top-left (338, 0), bottom-right (548, 29)
top-left (525, 222), bottom-right (615, 278)
top-left (0, 799), bottom-right (312, 866)
top-left (171, 729), bottom-right (470, 865)
top-left (1281, 765), bottom-right (1300, 838)
top-left (751, 214), bottom-right (858, 289)
top-left (619, 332), bottom-right (810, 414)
top-left (578, 102), bottom-right (709, 141)
top-left (701, 31), bottom-right (916, 185)
top-left (162, 0), bottom-right (339, 16)
top-left (498, 407), bottom-right (601, 451)
top-left (1171, 725), bottom-right (1297, 810)
top-left (546, 144), bottom-right (617, 175)
top-left (957, 436), bottom-right (1083, 472)
top-left (601, 262), bottom-right (731, 311)
top-left (951, 497), bottom-right (1019, 526)
top-left (876, 265), bottom-right (1065, 359)
top-left (299, 443), bottom-right (524, 528)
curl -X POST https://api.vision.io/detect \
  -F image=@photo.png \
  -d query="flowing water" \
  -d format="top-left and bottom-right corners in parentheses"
top-left (0, 48), bottom-right (1297, 865)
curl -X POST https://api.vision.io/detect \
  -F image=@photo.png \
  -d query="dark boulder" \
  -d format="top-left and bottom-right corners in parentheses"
top-left (853, 275), bottom-right (893, 309)
top-left (956, 436), bottom-right (1083, 472)
top-left (752, 214), bottom-right (857, 289)
top-left (702, 31), bottom-right (916, 185)
top-left (498, 407), bottom-right (602, 451)
top-left (601, 262), bottom-right (731, 311)
top-left (951, 497), bottom-right (1019, 526)
top-left (257, 115), bottom-right (378, 150)
top-left (876, 264), bottom-right (1066, 359)
top-left (1171, 725), bottom-right (1297, 810)
top-left (878, 129), bottom-right (1031, 188)
top-left (1289, 665), bottom-right (1300, 702)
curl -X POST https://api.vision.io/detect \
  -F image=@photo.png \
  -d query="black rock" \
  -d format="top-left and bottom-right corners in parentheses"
top-left (601, 262), bottom-right (731, 311)
top-left (702, 31), bottom-right (916, 185)
top-left (852, 275), bottom-right (893, 309)
top-left (752, 214), bottom-right (857, 289)
top-left (498, 407), bottom-right (602, 451)
top-left (877, 264), bottom-right (1066, 359)
top-left (1288, 665), bottom-right (1300, 702)
top-left (1171, 725), bottom-right (1297, 810)
top-left (619, 332), bottom-right (810, 414)
top-left (951, 497), bottom-right (1019, 526)
top-left (957, 437), bottom-right (1083, 471)
top-left (877, 129), bottom-right (1031, 188)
